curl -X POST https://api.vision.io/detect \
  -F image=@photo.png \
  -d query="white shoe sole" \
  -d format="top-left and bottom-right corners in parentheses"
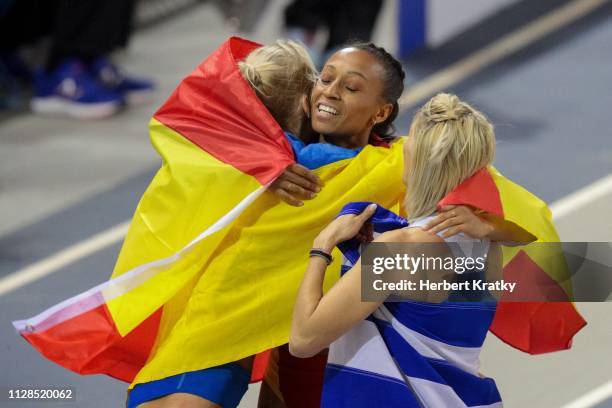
top-left (31, 96), bottom-right (121, 119)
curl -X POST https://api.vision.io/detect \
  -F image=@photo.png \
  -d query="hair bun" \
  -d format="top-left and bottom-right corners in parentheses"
top-left (424, 93), bottom-right (470, 123)
top-left (238, 61), bottom-right (262, 88)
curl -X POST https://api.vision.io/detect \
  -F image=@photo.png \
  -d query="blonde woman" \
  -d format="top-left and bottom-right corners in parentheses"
top-left (290, 93), bottom-right (504, 407)
top-left (238, 39), bottom-right (316, 139)
top-left (127, 40), bottom-right (322, 408)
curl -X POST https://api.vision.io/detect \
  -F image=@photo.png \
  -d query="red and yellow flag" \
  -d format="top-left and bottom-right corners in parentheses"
top-left (13, 37), bottom-right (406, 385)
top-left (440, 167), bottom-right (586, 354)
top-left (13, 37), bottom-right (584, 388)
top-left (13, 36), bottom-right (295, 382)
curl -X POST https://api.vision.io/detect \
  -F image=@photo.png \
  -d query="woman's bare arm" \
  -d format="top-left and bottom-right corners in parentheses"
top-left (425, 205), bottom-right (536, 243)
top-left (290, 221), bottom-right (441, 358)
top-left (289, 252), bottom-right (378, 358)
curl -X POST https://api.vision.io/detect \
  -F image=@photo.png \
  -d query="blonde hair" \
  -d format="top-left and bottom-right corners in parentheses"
top-left (238, 40), bottom-right (317, 135)
top-left (404, 93), bottom-right (496, 220)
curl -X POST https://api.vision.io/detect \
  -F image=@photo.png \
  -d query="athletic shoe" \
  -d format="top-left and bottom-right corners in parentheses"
top-left (31, 58), bottom-right (122, 119)
top-left (89, 57), bottom-right (155, 106)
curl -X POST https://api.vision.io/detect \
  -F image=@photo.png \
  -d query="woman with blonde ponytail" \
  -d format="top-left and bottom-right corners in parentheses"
top-left (404, 93), bottom-right (496, 221)
top-left (290, 93), bottom-right (506, 407)
top-left (129, 40), bottom-right (325, 408)
top-left (238, 40), bottom-right (317, 137)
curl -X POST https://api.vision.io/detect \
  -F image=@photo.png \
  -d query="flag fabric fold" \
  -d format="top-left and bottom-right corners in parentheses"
top-left (13, 36), bottom-right (295, 383)
top-left (324, 202), bottom-right (502, 408)
top-left (12, 36), bottom-right (584, 389)
top-left (129, 140), bottom-right (406, 386)
top-left (439, 167), bottom-right (586, 353)
top-left (12, 36), bottom-right (407, 386)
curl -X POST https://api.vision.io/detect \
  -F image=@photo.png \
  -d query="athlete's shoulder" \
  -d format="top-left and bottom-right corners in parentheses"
top-left (375, 227), bottom-right (442, 244)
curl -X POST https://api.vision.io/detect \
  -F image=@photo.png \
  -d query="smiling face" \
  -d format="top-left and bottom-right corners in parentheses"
top-left (310, 48), bottom-right (392, 148)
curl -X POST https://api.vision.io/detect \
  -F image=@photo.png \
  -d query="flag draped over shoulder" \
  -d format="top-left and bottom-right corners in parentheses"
top-left (325, 203), bottom-right (502, 408)
top-left (439, 167), bottom-right (586, 354)
top-left (12, 36), bottom-right (584, 388)
top-left (12, 37), bottom-right (406, 385)
top-left (11, 36), bottom-right (293, 383)
top-left (129, 141), bottom-right (406, 387)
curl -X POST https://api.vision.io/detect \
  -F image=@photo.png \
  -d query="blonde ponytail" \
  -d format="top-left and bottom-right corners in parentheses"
top-left (405, 93), bottom-right (496, 220)
top-left (238, 40), bottom-right (317, 135)
top-left (238, 60), bottom-right (263, 91)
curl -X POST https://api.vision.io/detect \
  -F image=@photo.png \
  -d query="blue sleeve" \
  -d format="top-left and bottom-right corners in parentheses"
top-left (284, 132), bottom-right (362, 170)
top-left (285, 132), bottom-right (304, 161)
top-left (297, 144), bottom-right (361, 170)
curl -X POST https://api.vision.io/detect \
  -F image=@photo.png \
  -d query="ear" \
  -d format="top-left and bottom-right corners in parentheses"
top-left (373, 102), bottom-right (394, 126)
top-left (301, 95), bottom-right (311, 118)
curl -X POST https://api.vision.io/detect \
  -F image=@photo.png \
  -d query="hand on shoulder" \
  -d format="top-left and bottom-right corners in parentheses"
top-left (375, 227), bottom-right (443, 244)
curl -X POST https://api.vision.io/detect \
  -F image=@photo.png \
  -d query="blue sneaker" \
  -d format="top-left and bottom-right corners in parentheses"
top-left (31, 58), bottom-right (122, 119)
top-left (90, 57), bottom-right (155, 106)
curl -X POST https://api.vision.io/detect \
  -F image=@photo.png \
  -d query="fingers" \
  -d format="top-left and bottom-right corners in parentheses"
top-left (269, 178), bottom-right (303, 206)
top-left (278, 179), bottom-right (314, 200)
top-left (431, 205), bottom-right (488, 238)
top-left (280, 165), bottom-right (321, 200)
top-left (424, 214), bottom-right (443, 231)
top-left (274, 188), bottom-right (303, 207)
top-left (268, 165), bottom-right (322, 207)
top-left (356, 204), bottom-right (377, 222)
top-left (425, 210), bottom-right (457, 233)
top-left (339, 205), bottom-right (377, 241)
top-left (428, 217), bottom-right (463, 234)
top-left (287, 164), bottom-right (322, 191)
top-left (441, 226), bottom-right (463, 238)
top-left (351, 205), bottom-right (377, 237)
